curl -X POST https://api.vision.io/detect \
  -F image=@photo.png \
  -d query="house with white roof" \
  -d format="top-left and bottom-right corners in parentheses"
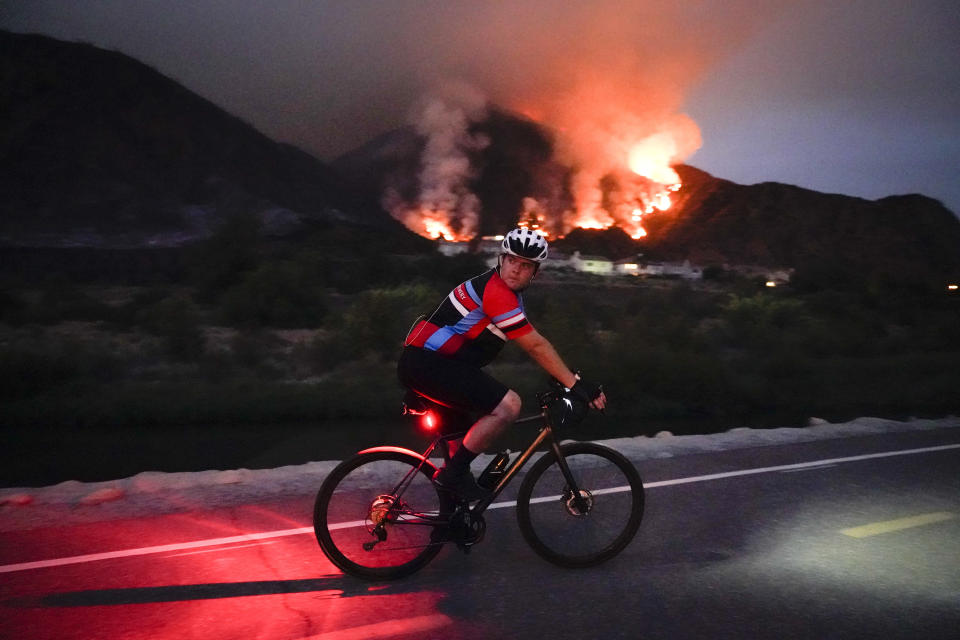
top-left (569, 251), bottom-right (614, 275)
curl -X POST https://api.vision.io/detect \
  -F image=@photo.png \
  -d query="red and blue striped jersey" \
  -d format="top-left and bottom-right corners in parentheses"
top-left (404, 269), bottom-right (534, 366)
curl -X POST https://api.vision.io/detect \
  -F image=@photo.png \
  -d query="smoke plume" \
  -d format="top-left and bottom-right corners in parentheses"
top-left (384, 83), bottom-right (490, 240)
top-left (375, 1), bottom-right (785, 235)
top-left (4, 1), bottom-right (791, 234)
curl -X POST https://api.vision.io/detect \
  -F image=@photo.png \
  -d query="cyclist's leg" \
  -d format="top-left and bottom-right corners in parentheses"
top-left (398, 347), bottom-right (517, 495)
top-left (461, 389), bottom-right (521, 453)
top-left (433, 390), bottom-right (520, 500)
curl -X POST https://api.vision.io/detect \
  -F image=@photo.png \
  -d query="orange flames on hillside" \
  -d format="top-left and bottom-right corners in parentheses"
top-left (565, 133), bottom-right (684, 240)
top-left (399, 138), bottom-right (683, 243)
top-left (386, 89), bottom-right (696, 243)
top-left (388, 207), bottom-right (471, 243)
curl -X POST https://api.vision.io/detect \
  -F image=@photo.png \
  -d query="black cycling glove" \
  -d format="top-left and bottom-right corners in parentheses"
top-left (570, 379), bottom-right (603, 403)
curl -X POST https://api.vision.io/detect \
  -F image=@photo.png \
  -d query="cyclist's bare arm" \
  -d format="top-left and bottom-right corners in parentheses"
top-left (514, 330), bottom-right (607, 411)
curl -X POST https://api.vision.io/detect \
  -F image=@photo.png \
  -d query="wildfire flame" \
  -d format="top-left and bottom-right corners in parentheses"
top-left (566, 134), bottom-right (683, 239)
top-left (628, 133), bottom-right (682, 186)
top-left (399, 140), bottom-right (683, 243)
top-left (414, 208), bottom-right (472, 242)
top-left (517, 197), bottom-right (551, 237)
top-left (389, 93), bottom-right (694, 244)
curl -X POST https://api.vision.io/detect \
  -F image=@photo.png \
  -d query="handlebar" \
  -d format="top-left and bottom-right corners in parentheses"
top-left (538, 383), bottom-right (592, 429)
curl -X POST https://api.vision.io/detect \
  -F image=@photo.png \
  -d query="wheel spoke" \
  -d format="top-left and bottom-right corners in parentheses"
top-left (517, 443), bottom-right (644, 568)
top-left (314, 452), bottom-right (445, 579)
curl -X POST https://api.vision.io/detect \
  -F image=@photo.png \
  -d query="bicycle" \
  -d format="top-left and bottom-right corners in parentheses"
top-left (313, 383), bottom-right (645, 580)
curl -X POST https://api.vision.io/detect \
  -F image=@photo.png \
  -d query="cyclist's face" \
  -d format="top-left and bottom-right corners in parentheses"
top-left (500, 254), bottom-right (538, 291)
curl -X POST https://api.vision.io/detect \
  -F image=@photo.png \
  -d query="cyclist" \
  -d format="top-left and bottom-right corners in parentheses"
top-left (398, 227), bottom-right (607, 501)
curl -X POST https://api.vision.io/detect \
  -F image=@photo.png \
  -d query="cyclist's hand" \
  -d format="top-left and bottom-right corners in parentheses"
top-left (591, 389), bottom-right (607, 412)
top-left (571, 379), bottom-right (606, 412)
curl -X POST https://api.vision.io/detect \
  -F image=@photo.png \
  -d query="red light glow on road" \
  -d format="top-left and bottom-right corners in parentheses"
top-left (0, 501), bottom-right (485, 639)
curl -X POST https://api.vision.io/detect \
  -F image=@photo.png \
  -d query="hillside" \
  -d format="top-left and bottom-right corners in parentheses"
top-left (333, 107), bottom-right (569, 238)
top-left (2, 29), bottom-right (958, 291)
top-left (640, 165), bottom-right (960, 288)
top-left (336, 113), bottom-right (960, 290)
top-left (0, 30), bottom-right (410, 248)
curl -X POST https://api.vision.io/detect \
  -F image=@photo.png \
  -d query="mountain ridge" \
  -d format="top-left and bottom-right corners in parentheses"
top-left (2, 30), bottom-right (958, 289)
top-left (0, 30), bottom-right (407, 248)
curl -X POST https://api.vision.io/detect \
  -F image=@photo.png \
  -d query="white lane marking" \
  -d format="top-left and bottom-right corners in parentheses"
top-left (2, 442), bottom-right (958, 574)
top-left (163, 540), bottom-right (279, 558)
top-left (779, 464), bottom-right (838, 473)
top-left (640, 444), bottom-right (960, 488)
top-left (0, 527), bottom-right (313, 574)
top-left (494, 444), bottom-right (960, 503)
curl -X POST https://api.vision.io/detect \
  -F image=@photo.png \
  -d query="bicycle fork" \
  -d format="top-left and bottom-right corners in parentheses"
top-left (550, 439), bottom-right (592, 515)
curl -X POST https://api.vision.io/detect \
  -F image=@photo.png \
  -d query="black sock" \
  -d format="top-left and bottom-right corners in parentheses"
top-left (447, 443), bottom-right (480, 476)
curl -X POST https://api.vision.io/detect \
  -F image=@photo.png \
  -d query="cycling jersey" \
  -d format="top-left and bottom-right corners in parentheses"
top-left (404, 268), bottom-right (534, 367)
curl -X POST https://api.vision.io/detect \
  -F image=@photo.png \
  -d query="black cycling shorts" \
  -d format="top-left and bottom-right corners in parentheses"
top-left (398, 346), bottom-right (510, 418)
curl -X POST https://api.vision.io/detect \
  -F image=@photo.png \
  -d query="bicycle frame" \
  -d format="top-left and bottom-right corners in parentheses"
top-left (414, 398), bottom-right (590, 518)
top-left (353, 390), bottom-right (591, 543)
top-left (316, 388), bottom-right (643, 577)
top-left (471, 413), bottom-right (555, 513)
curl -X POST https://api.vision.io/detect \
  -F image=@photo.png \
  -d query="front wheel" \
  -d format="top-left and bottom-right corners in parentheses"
top-left (517, 442), bottom-right (644, 568)
top-left (314, 449), bottom-right (444, 580)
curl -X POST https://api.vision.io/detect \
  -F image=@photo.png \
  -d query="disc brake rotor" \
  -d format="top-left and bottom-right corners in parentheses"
top-left (563, 489), bottom-right (594, 516)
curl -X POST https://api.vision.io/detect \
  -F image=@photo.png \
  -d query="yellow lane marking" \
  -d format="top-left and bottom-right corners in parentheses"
top-left (840, 511), bottom-right (957, 538)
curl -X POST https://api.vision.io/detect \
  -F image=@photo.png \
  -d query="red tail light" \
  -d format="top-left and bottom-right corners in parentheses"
top-left (422, 411), bottom-right (438, 431)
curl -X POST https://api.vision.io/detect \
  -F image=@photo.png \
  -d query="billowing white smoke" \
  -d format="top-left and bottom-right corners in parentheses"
top-left (384, 83), bottom-right (490, 240)
top-left (366, 2), bottom-right (787, 239)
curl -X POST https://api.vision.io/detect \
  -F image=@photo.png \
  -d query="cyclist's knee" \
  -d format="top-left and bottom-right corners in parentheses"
top-left (493, 389), bottom-right (521, 422)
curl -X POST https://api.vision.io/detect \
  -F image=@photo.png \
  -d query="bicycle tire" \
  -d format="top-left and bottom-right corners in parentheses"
top-left (314, 449), bottom-right (444, 580)
top-left (516, 442), bottom-right (644, 568)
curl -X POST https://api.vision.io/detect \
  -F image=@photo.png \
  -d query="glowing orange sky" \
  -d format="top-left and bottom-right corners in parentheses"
top-left (5, 1), bottom-right (958, 215)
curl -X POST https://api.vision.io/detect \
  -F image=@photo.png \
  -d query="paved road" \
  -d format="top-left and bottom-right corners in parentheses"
top-left (2, 427), bottom-right (959, 639)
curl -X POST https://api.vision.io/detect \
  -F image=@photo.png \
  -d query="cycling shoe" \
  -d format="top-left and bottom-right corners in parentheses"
top-left (432, 467), bottom-right (491, 503)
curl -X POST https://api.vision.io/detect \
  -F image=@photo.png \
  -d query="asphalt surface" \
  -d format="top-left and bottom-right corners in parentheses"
top-left (2, 426), bottom-right (959, 639)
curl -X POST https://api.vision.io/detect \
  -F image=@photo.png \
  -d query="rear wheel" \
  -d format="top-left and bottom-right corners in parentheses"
top-left (314, 450), bottom-right (444, 580)
top-left (517, 442), bottom-right (644, 567)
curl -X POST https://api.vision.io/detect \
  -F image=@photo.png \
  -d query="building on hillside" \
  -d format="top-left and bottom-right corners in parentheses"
top-left (437, 239), bottom-right (469, 256)
top-left (614, 257), bottom-right (641, 276)
top-left (570, 251), bottom-right (614, 275)
top-left (615, 257), bottom-right (703, 280)
top-left (443, 238), bottom-right (706, 281)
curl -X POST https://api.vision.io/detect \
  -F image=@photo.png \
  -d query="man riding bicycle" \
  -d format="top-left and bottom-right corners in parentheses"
top-left (398, 227), bottom-right (607, 501)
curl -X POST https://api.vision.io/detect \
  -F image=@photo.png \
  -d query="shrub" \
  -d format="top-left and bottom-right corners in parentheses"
top-left (189, 211), bottom-right (262, 297)
top-left (218, 261), bottom-right (327, 328)
top-left (138, 293), bottom-right (205, 359)
top-left (0, 338), bottom-right (123, 399)
top-left (338, 284), bottom-right (443, 361)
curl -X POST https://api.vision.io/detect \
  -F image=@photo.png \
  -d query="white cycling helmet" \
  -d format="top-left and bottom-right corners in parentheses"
top-left (500, 227), bottom-right (548, 262)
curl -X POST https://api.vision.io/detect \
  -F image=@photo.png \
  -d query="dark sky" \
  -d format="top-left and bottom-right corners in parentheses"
top-left (3, 1), bottom-right (958, 215)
